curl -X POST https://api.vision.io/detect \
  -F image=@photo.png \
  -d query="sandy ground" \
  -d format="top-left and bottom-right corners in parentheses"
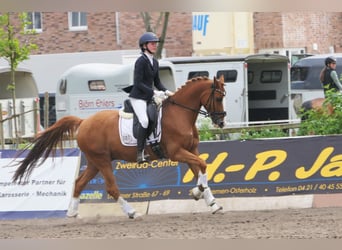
top-left (1, 207), bottom-right (342, 239)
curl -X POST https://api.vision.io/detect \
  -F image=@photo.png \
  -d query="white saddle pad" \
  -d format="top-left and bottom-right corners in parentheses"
top-left (118, 108), bottom-right (162, 146)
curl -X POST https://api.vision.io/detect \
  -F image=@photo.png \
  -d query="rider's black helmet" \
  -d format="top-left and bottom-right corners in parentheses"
top-left (139, 32), bottom-right (159, 50)
top-left (325, 56), bottom-right (337, 66)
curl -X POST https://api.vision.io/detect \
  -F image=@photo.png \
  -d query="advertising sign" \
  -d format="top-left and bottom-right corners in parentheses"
top-left (0, 148), bottom-right (80, 219)
top-left (80, 136), bottom-right (342, 203)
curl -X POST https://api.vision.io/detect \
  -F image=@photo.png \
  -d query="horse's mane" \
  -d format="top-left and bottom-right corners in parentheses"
top-left (186, 76), bottom-right (209, 84)
top-left (175, 76), bottom-right (210, 92)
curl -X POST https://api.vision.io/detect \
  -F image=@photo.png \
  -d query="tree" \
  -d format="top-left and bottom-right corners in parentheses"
top-left (140, 12), bottom-right (170, 59)
top-left (0, 12), bottom-right (38, 145)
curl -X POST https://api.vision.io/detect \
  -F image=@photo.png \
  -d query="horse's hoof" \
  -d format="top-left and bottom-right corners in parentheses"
top-left (211, 203), bottom-right (223, 214)
top-left (128, 211), bottom-right (135, 219)
top-left (66, 211), bottom-right (78, 218)
top-left (128, 212), bottom-right (142, 220)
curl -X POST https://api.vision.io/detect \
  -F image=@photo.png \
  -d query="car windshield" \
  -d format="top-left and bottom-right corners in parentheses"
top-left (291, 67), bottom-right (309, 81)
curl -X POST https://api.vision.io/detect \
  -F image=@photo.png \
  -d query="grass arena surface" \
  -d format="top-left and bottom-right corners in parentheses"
top-left (1, 207), bottom-right (342, 239)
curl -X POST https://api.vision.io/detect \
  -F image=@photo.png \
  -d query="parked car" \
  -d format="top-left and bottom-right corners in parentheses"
top-left (291, 53), bottom-right (342, 90)
top-left (290, 53), bottom-right (342, 118)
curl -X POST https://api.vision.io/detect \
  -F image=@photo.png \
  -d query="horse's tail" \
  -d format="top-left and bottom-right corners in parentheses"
top-left (12, 116), bottom-right (83, 183)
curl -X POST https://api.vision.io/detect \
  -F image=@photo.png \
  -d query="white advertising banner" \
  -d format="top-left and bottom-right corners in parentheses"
top-left (0, 148), bottom-right (80, 219)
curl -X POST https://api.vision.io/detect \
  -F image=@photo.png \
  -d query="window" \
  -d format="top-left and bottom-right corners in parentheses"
top-left (88, 80), bottom-right (106, 91)
top-left (260, 70), bottom-right (282, 83)
top-left (26, 12), bottom-right (42, 32)
top-left (188, 71), bottom-right (209, 80)
top-left (59, 79), bottom-right (67, 95)
top-left (68, 12), bottom-right (87, 31)
top-left (247, 71), bottom-right (254, 84)
top-left (291, 67), bottom-right (309, 81)
top-left (216, 70), bottom-right (237, 83)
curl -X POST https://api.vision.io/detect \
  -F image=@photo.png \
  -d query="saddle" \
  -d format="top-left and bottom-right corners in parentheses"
top-left (121, 99), bottom-right (165, 158)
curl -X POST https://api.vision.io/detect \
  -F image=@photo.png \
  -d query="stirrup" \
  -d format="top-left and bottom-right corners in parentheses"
top-left (137, 152), bottom-right (150, 163)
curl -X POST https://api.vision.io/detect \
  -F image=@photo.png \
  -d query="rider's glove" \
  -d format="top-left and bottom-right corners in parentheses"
top-left (154, 90), bottom-right (167, 99)
top-left (153, 95), bottom-right (163, 105)
top-left (165, 90), bottom-right (175, 96)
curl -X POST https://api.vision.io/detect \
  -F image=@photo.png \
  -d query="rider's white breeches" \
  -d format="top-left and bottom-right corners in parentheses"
top-left (129, 98), bottom-right (148, 128)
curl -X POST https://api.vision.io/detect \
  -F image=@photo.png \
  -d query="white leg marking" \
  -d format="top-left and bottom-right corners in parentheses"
top-left (66, 197), bottom-right (80, 217)
top-left (197, 172), bottom-right (208, 188)
top-left (203, 187), bottom-right (223, 214)
top-left (117, 196), bottom-right (137, 219)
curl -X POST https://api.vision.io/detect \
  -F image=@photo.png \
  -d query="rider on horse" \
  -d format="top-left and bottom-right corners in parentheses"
top-left (128, 32), bottom-right (174, 163)
top-left (320, 56), bottom-right (342, 96)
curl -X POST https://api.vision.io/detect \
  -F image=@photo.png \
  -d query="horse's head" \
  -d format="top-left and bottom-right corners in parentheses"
top-left (203, 75), bottom-right (226, 128)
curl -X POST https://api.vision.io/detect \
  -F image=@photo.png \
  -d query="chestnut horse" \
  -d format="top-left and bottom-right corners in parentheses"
top-left (300, 97), bottom-right (333, 120)
top-left (12, 75), bottom-right (226, 219)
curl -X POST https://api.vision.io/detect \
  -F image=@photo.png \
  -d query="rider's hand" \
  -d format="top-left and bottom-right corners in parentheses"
top-left (165, 90), bottom-right (174, 96)
top-left (154, 90), bottom-right (167, 99)
top-left (153, 96), bottom-right (163, 105)
top-left (154, 90), bottom-right (164, 97)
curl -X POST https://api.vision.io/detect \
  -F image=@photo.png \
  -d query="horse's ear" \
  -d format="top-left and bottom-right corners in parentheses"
top-left (219, 74), bottom-right (224, 82)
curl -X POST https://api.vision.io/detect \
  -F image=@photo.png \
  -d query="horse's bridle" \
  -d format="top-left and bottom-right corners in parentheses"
top-left (166, 83), bottom-right (227, 124)
top-left (205, 83), bottom-right (227, 124)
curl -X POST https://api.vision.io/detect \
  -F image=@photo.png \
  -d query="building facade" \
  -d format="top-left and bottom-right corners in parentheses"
top-left (192, 12), bottom-right (255, 55)
top-left (13, 12), bottom-right (193, 57)
top-left (253, 12), bottom-right (342, 55)
top-left (6, 11), bottom-right (342, 58)
top-left (191, 12), bottom-right (342, 57)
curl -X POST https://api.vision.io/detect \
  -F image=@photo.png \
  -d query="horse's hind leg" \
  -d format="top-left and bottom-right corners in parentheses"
top-left (67, 164), bottom-right (99, 217)
top-left (98, 164), bottom-right (138, 219)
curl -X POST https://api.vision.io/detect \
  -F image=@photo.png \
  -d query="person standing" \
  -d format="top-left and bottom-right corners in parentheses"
top-left (320, 56), bottom-right (342, 95)
top-left (128, 32), bottom-right (174, 163)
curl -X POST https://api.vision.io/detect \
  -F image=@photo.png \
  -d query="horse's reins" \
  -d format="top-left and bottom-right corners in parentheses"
top-left (166, 83), bottom-right (227, 119)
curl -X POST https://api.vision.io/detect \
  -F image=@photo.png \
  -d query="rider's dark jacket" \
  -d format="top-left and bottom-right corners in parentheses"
top-left (322, 67), bottom-right (339, 92)
top-left (322, 67), bottom-right (335, 86)
top-left (129, 53), bottom-right (167, 101)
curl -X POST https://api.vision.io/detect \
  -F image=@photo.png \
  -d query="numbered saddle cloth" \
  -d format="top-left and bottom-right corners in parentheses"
top-left (118, 108), bottom-right (162, 146)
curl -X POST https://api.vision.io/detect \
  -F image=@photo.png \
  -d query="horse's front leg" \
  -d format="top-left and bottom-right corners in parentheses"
top-left (191, 170), bottom-right (223, 214)
top-left (173, 149), bottom-right (223, 214)
top-left (186, 163), bottom-right (203, 200)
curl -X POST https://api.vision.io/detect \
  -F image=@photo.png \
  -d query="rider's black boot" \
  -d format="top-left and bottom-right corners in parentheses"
top-left (136, 125), bottom-right (150, 163)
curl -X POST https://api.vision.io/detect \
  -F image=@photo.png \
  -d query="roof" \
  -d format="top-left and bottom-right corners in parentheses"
top-left (293, 53), bottom-right (342, 67)
top-left (60, 63), bottom-right (132, 79)
top-left (162, 53), bottom-right (289, 65)
top-left (0, 66), bottom-right (33, 74)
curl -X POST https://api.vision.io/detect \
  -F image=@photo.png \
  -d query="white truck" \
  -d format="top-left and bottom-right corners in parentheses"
top-left (55, 54), bottom-right (292, 128)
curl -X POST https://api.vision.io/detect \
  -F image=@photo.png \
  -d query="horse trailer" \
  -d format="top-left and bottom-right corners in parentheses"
top-left (0, 66), bottom-right (40, 141)
top-left (161, 54), bottom-right (292, 126)
top-left (55, 61), bottom-right (177, 120)
top-left (55, 54), bottom-right (292, 128)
